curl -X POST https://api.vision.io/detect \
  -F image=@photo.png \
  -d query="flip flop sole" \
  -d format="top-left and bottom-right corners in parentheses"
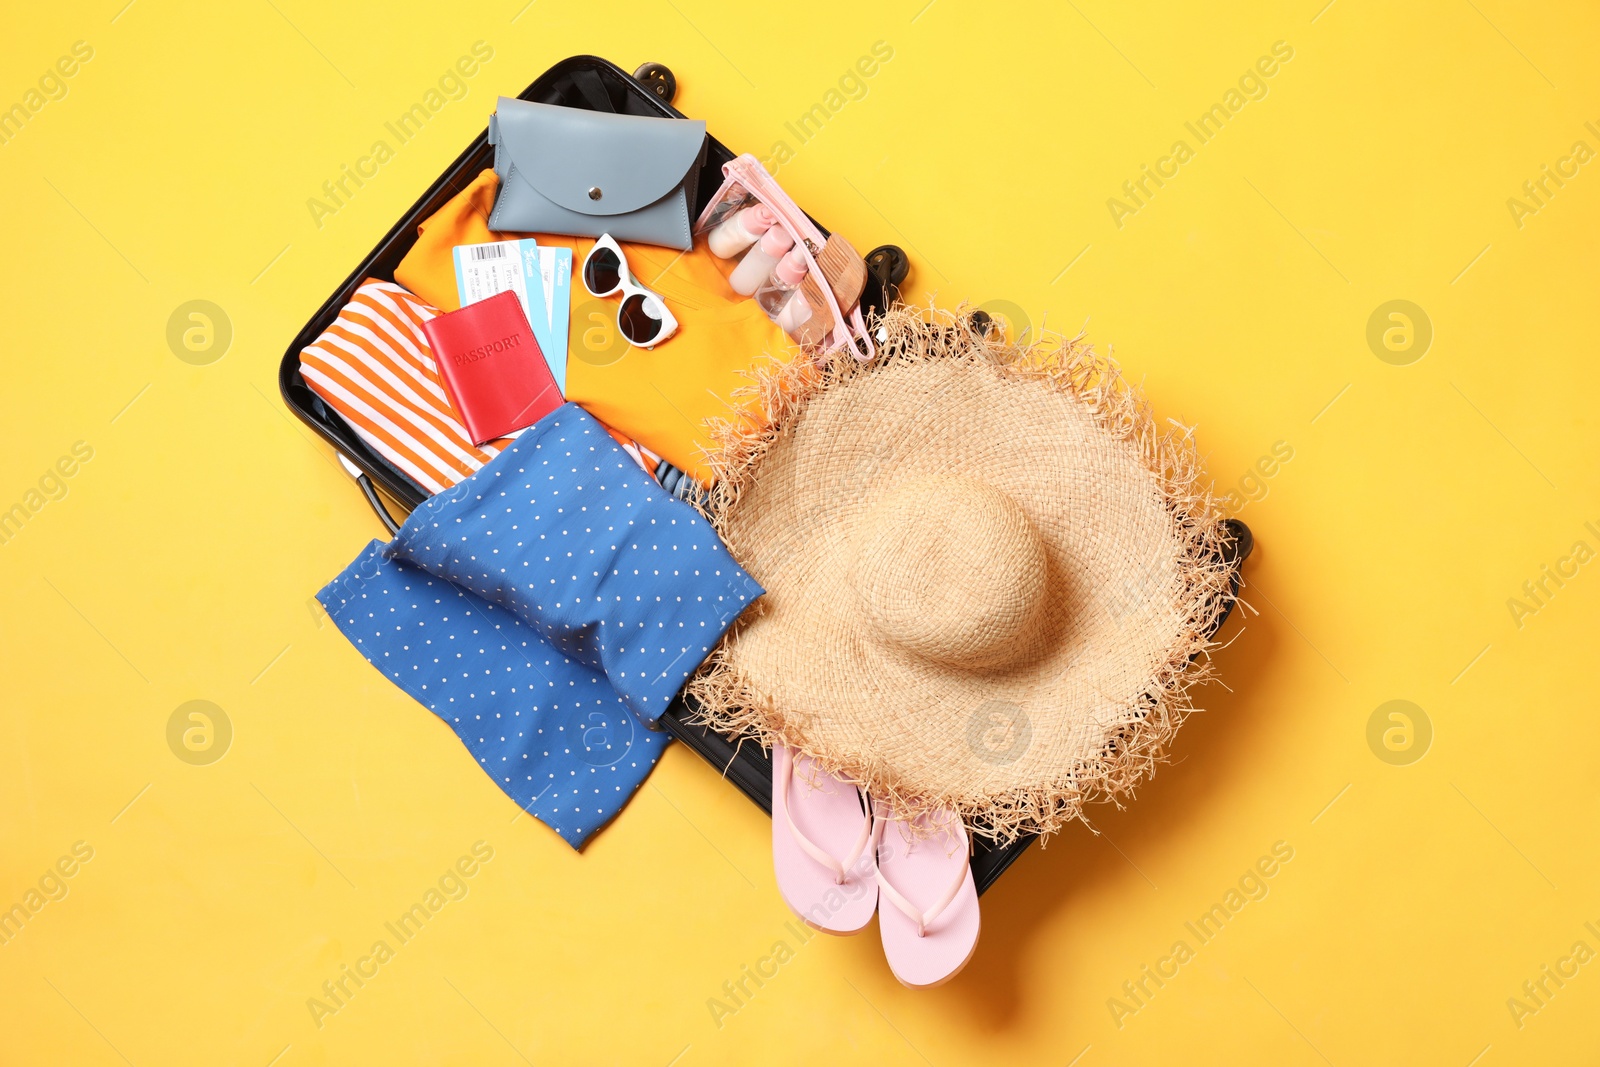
top-left (878, 882), bottom-right (980, 987)
top-left (874, 807), bottom-right (981, 987)
top-left (771, 745), bottom-right (877, 935)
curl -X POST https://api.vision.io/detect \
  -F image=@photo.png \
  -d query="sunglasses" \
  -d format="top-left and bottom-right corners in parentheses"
top-left (581, 234), bottom-right (680, 349)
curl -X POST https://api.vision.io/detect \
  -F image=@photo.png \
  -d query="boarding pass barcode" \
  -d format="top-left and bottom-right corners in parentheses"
top-left (468, 244), bottom-right (510, 261)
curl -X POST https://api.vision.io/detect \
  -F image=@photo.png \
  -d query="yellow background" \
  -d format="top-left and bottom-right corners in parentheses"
top-left (2, 1), bottom-right (1597, 1063)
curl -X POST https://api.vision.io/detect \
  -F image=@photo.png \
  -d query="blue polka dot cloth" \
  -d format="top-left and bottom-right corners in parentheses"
top-left (318, 404), bottom-right (764, 847)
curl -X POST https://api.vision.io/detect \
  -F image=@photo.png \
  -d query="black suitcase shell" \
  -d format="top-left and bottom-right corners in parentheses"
top-left (278, 54), bottom-right (1249, 894)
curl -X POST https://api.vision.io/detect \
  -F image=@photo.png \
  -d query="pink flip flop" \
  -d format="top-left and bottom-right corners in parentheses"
top-left (771, 744), bottom-right (877, 935)
top-left (872, 799), bottom-right (981, 987)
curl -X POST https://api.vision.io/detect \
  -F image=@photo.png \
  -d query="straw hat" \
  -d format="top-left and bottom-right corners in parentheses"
top-left (688, 308), bottom-right (1240, 843)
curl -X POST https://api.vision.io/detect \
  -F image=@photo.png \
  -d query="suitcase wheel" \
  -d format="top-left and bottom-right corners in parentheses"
top-left (1221, 517), bottom-right (1254, 564)
top-left (866, 244), bottom-right (910, 289)
top-left (862, 244), bottom-right (910, 318)
top-left (633, 62), bottom-right (678, 104)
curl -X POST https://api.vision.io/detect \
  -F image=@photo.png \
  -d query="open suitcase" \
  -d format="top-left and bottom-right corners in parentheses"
top-left (278, 54), bottom-right (1252, 894)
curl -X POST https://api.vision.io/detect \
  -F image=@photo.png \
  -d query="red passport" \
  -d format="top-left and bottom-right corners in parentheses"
top-left (423, 289), bottom-right (561, 446)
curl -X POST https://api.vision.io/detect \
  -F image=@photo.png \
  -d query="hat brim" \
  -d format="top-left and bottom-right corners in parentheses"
top-left (688, 307), bottom-right (1240, 843)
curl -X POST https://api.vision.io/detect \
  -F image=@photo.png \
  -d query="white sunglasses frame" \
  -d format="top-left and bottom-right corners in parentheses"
top-left (580, 233), bottom-right (680, 349)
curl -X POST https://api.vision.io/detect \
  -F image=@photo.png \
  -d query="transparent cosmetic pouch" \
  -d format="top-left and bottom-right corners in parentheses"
top-left (694, 154), bottom-right (873, 358)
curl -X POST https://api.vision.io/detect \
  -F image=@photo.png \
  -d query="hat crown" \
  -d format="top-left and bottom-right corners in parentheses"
top-left (847, 474), bottom-right (1049, 670)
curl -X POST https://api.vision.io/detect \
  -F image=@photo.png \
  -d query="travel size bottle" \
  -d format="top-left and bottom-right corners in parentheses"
top-left (706, 205), bottom-right (777, 259)
top-left (757, 247), bottom-right (815, 338)
top-left (729, 225), bottom-right (795, 296)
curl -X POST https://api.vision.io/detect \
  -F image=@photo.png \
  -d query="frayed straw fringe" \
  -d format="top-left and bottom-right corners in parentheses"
top-left (685, 304), bottom-right (1239, 845)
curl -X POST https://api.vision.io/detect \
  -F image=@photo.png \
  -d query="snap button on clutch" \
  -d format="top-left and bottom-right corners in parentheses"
top-left (588, 186), bottom-right (603, 201)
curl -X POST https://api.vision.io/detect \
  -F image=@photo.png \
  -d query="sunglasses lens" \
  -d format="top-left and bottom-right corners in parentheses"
top-left (584, 247), bottom-right (622, 295)
top-left (619, 293), bottom-right (664, 345)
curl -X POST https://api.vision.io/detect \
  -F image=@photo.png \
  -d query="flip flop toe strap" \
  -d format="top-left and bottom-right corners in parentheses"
top-left (779, 758), bottom-right (870, 885)
top-left (873, 813), bottom-right (970, 938)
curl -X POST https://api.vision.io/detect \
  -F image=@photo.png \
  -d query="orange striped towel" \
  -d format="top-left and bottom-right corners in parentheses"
top-left (300, 280), bottom-right (509, 493)
top-left (301, 279), bottom-right (659, 495)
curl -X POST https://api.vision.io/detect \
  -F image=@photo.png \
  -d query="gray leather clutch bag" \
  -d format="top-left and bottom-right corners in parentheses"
top-left (487, 97), bottom-right (708, 250)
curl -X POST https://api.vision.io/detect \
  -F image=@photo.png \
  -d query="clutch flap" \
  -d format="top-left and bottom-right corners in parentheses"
top-left (491, 97), bottom-right (707, 217)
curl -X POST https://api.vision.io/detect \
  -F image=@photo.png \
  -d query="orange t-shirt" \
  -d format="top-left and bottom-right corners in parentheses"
top-left (395, 169), bottom-right (797, 485)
